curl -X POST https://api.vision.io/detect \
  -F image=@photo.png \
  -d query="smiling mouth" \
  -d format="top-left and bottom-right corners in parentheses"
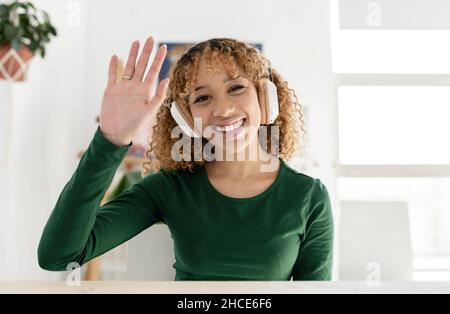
top-left (213, 118), bottom-right (245, 133)
top-left (212, 118), bottom-right (246, 134)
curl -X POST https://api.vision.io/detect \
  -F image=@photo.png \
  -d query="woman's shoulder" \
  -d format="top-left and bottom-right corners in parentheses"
top-left (281, 159), bottom-right (316, 184)
top-left (281, 159), bottom-right (330, 198)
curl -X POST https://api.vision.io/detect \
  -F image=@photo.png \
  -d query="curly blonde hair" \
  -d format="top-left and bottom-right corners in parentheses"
top-left (142, 38), bottom-right (307, 175)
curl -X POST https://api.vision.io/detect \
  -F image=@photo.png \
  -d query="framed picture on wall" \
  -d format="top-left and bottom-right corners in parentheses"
top-left (157, 41), bottom-right (263, 83)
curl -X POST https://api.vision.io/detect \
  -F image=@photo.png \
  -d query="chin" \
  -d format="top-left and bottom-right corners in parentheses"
top-left (213, 124), bottom-right (260, 158)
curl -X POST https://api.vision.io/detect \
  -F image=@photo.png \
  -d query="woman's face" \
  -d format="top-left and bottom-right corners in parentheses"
top-left (188, 56), bottom-right (261, 155)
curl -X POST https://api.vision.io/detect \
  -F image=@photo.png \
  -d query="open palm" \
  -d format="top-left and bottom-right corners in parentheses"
top-left (99, 36), bottom-right (169, 146)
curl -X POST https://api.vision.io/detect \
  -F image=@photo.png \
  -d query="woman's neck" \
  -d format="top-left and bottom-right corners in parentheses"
top-left (205, 139), bottom-right (280, 180)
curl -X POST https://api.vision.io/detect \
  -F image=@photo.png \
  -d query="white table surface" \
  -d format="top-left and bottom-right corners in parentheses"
top-left (0, 281), bottom-right (449, 294)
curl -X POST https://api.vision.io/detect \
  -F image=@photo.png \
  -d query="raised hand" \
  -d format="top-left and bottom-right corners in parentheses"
top-left (99, 36), bottom-right (169, 146)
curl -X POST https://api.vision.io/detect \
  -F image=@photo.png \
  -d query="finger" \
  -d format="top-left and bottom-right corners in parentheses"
top-left (144, 44), bottom-right (167, 85)
top-left (149, 77), bottom-right (170, 108)
top-left (133, 36), bottom-right (155, 82)
top-left (108, 55), bottom-right (118, 85)
top-left (123, 40), bottom-right (140, 79)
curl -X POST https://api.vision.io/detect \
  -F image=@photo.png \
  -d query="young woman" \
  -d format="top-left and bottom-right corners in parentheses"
top-left (38, 36), bottom-right (334, 280)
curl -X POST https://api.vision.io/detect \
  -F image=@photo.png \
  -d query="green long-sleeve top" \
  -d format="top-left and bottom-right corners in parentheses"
top-left (38, 127), bottom-right (334, 280)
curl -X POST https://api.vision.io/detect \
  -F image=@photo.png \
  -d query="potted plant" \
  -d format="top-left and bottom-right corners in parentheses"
top-left (0, 0), bottom-right (57, 81)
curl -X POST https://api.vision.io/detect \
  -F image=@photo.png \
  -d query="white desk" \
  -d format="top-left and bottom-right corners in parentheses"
top-left (0, 281), bottom-right (449, 294)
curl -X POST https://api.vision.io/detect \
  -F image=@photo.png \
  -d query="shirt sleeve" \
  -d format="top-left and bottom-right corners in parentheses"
top-left (291, 179), bottom-right (334, 281)
top-left (37, 127), bottom-right (164, 271)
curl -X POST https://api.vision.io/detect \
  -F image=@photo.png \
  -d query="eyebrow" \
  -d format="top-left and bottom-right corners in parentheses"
top-left (194, 75), bottom-right (243, 92)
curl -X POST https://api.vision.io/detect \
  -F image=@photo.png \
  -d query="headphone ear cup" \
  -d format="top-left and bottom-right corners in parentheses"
top-left (170, 101), bottom-right (201, 138)
top-left (266, 79), bottom-right (279, 124)
top-left (258, 79), bottom-right (279, 125)
top-left (258, 82), bottom-right (268, 125)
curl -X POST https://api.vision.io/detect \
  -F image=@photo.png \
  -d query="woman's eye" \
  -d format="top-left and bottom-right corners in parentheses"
top-left (194, 96), bottom-right (210, 104)
top-left (229, 85), bottom-right (245, 93)
top-left (193, 85), bottom-right (245, 103)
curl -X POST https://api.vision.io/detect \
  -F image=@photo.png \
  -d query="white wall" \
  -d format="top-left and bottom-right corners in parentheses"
top-left (0, 0), bottom-right (337, 280)
top-left (0, 82), bottom-right (12, 279)
top-left (1, 0), bottom-right (88, 280)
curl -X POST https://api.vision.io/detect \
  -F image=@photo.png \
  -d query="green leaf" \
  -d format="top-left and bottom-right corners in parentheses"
top-left (9, 1), bottom-right (20, 10)
top-left (11, 1), bottom-right (28, 12)
top-left (25, 2), bottom-right (36, 10)
top-left (0, 5), bottom-right (8, 17)
top-left (49, 26), bottom-right (57, 36)
top-left (27, 40), bottom-right (38, 52)
top-left (4, 24), bottom-right (20, 40)
top-left (19, 14), bottom-right (30, 23)
top-left (11, 38), bottom-right (21, 51)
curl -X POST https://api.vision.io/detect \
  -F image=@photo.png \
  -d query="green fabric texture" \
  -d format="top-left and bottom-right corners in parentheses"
top-left (38, 126), bottom-right (334, 280)
top-left (107, 170), bottom-right (143, 202)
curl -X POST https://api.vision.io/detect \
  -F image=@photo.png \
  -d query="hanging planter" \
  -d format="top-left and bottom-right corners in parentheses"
top-left (0, 1), bottom-right (57, 82)
top-left (0, 43), bottom-right (34, 81)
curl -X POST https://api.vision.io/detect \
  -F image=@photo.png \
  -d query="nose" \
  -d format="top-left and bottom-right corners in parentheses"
top-left (212, 100), bottom-right (236, 118)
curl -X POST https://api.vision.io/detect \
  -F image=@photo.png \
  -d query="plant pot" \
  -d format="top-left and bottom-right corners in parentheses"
top-left (0, 44), bottom-right (35, 82)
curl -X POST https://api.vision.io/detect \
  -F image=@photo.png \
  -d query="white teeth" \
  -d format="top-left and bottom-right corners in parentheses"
top-left (214, 119), bottom-right (245, 133)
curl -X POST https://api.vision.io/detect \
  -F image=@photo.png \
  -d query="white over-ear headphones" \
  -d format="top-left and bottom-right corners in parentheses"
top-left (264, 71), bottom-right (280, 124)
top-left (170, 100), bottom-right (201, 138)
top-left (169, 68), bottom-right (279, 138)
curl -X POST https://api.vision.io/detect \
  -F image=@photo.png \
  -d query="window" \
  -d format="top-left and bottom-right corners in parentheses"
top-left (338, 86), bottom-right (450, 165)
top-left (332, 30), bottom-right (450, 74)
top-left (332, 0), bottom-right (450, 281)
